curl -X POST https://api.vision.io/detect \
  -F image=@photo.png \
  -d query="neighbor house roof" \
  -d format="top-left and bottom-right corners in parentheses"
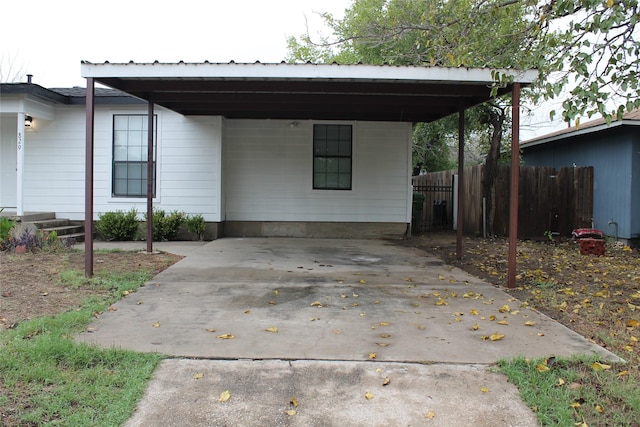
top-left (522, 109), bottom-right (640, 148)
top-left (80, 61), bottom-right (537, 123)
top-left (0, 83), bottom-right (141, 105)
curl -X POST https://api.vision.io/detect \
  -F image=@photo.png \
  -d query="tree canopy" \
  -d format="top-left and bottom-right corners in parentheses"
top-left (287, 0), bottom-right (639, 125)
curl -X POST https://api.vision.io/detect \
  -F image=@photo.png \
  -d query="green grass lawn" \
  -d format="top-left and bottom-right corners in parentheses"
top-left (0, 270), bottom-right (163, 426)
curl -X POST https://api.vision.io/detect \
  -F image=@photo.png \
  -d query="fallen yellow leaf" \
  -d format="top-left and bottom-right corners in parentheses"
top-left (152, 322), bottom-right (160, 328)
top-left (286, 409), bottom-right (297, 416)
top-left (290, 397), bottom-right (299, 407)
top-left (497, 320), bottom-right (509, 325)
top-left (364, 391), bottom-right (374, 400)
top-left (470, 309), bottom-right (479, 315)
top-left (436, 298), bottom-right (448, 306)
top-left (536, 364), bottom-right (550, 373)
top-left (310, 301), bottom-right (322, 307)
top-left (472, 323), bottom-right (479, 331)
top-left (368, 353), bottom-right (377, 359)
top-left (359, 279), bottom-right (367, 284)
top-left (498, 304), bottom-right (511, 313)
top-left (265, 327), bottom-right (278, 333)
top-left (193, 373), bottom-right (203, 379)
top-left (380, 322), bottom-right (390, 326)
top-left (425, 411), bottom-right (436, 419)
top-left (626, 319), bottom-right (639, 328)
top-left (382, 377), bottom-right (391, 386)
top-left (438, 275), bottom-right (446, 280)
top-left (219, 390), bottom-right (231, 402)
top-left (557, 378), bottom-right (566, 386)
top-left (524, 321), bottom-right (536, 327)
top-left (591, 362), bottom-right (611, 371)
top-left (217, 333), bottom-right (235, 339)
top-left (480, 387), bottom-right (489, 393)
top-left (489, 333), bottom-right (505, 341)
top-left (595, 404), bottom-right (604, 414)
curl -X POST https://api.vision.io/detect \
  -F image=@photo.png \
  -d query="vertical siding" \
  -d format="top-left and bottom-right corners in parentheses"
top-left (523, 129), bottom-right (634, 238)
top-left (224, 120), bottom-right (412, 222)
top-left (631, 137), bottom-right (640, 238)
top-left (0, 117), bottom-right (17, 207)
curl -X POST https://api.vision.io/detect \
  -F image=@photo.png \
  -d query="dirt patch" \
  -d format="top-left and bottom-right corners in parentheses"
top-left (403, 231), bottom-right (640, 360)
top-left (0, 250), bottom-right (182, 328)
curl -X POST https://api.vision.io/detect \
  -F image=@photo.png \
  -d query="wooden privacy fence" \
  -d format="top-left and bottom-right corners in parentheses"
top-left (412, 165), bottom-right (593, 238)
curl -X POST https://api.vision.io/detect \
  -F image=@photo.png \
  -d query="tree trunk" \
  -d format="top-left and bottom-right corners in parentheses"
top-left (482, 106), bottom-right (505, 236)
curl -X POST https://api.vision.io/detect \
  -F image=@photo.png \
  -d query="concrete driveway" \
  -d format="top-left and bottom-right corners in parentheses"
top-left (77, 238), bottom-right (618, 426)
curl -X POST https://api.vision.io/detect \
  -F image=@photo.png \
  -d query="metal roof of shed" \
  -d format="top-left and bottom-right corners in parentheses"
top-left (81, 61), bottom-right (536, 123)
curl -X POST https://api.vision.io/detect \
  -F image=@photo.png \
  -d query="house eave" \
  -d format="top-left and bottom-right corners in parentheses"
top-left (522, 119), bottom-right (640, 149)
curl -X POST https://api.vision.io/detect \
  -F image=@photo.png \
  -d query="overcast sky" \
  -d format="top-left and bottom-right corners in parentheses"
top-left (1, 0), bottom-right (348, 87)
top-left (1, 0), bottom-right (566, 138)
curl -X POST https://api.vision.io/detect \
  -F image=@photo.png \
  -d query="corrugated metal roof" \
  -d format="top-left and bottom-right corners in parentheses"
top-left (80, 61), bottom-right (535, 123)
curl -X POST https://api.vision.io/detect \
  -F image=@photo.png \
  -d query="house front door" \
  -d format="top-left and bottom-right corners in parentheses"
top-left (0, 116), bottom-right (17, 208)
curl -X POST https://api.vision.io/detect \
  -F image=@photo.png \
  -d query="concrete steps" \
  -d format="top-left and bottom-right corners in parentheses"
top-left (19, 213), bottom-right (86, 244)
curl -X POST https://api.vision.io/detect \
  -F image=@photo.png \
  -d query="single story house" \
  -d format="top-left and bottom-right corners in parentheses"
top-left (521, 109), bottom-right (640, 245)
top-left (3, 62), bottom-right (538, 285)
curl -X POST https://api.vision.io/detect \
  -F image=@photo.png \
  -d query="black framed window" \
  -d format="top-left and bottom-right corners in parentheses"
top-left (112, 115), bottom-right (157, 197)
top-left (313, 124), bottom-right (352, 190)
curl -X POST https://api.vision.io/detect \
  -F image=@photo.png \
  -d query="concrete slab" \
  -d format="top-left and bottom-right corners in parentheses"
top-left (125, 359), bottom-right (539, 427)
top-left (77, 238), bottom-right (618, 363)
top-left (74, 237), bottom-right (620, 426)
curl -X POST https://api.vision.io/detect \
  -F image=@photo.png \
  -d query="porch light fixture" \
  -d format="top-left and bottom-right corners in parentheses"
top-left (24, 115), bottom-right (33, 127)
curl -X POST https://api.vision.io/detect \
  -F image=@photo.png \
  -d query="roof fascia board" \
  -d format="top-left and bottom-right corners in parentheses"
top-left (81, 62), bottom-right (537, 85)
top-left (521, 120), bottom-right (633, 148)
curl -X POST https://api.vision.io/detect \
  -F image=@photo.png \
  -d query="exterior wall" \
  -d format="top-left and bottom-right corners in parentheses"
top-left (223, 119), bottom-right (412, 227)
top-left (630, 137), bottom-right (640, 239)
top-left (0, 116), bottom-right (18, 207)
top-left (20, 103), bottom-right (223, 222)
top-left (523, 127), bottom-right (636, 239)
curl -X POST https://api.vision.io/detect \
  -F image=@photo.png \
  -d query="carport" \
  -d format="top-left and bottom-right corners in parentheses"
top-left (81, 61), bottom-right (536, 286)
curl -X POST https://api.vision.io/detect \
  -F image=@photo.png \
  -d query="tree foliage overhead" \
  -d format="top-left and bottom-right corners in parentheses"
top-left (287, 0), bottom-right (639, 124)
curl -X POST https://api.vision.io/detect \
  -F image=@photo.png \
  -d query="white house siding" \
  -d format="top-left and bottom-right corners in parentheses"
top-left (22, 107), bottom-right (86, 217)
top-left (0, 116), bottom-right (18, 207)
top-left (21, 104), bottom-right (223, 222)
top-left (224, 119), bottom-right (412, 223)
top-left (92, 109), bottom-right (223, 222)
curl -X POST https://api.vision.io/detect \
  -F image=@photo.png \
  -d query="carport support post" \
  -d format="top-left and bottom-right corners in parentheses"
top-left (507, 83), bottom-right (521, 288)
top-left (84, 78), bottom-right (95, 277)
top-left (456, 104), bottom-right (465, 259)
top-left (146, 101), bottom-right (154, 253)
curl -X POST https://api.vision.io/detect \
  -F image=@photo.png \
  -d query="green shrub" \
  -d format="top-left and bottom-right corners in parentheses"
top-left (146, 209), bottom-right (186, 241)
top-left (0, 208), bottom-right (16, 250)
top-left (96, 209), bottom-right (139, 241)
top-left (186, 214), bottom-right (206, 240)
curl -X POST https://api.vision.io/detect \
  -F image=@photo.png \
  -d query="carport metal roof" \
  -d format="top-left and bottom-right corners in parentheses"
top-left (81, 61), bottom-right (537, 287)
top-left (81, 61), bottom-right (536, 123)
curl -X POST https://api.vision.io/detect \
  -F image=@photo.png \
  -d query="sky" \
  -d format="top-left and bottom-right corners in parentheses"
top-left (1, 0), bottom-right (348, 88)
top-left (1, 0), bottom-right (566, 139)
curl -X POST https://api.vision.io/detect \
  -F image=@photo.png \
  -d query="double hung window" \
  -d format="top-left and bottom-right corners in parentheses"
top-left (112, 115), bottom-right (157, 197)
top-left (313, 124), bottom-right (352, 190)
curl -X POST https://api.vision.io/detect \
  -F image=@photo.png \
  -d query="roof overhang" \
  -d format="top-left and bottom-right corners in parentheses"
top-left (81, 62), bottom-right (537, 123)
